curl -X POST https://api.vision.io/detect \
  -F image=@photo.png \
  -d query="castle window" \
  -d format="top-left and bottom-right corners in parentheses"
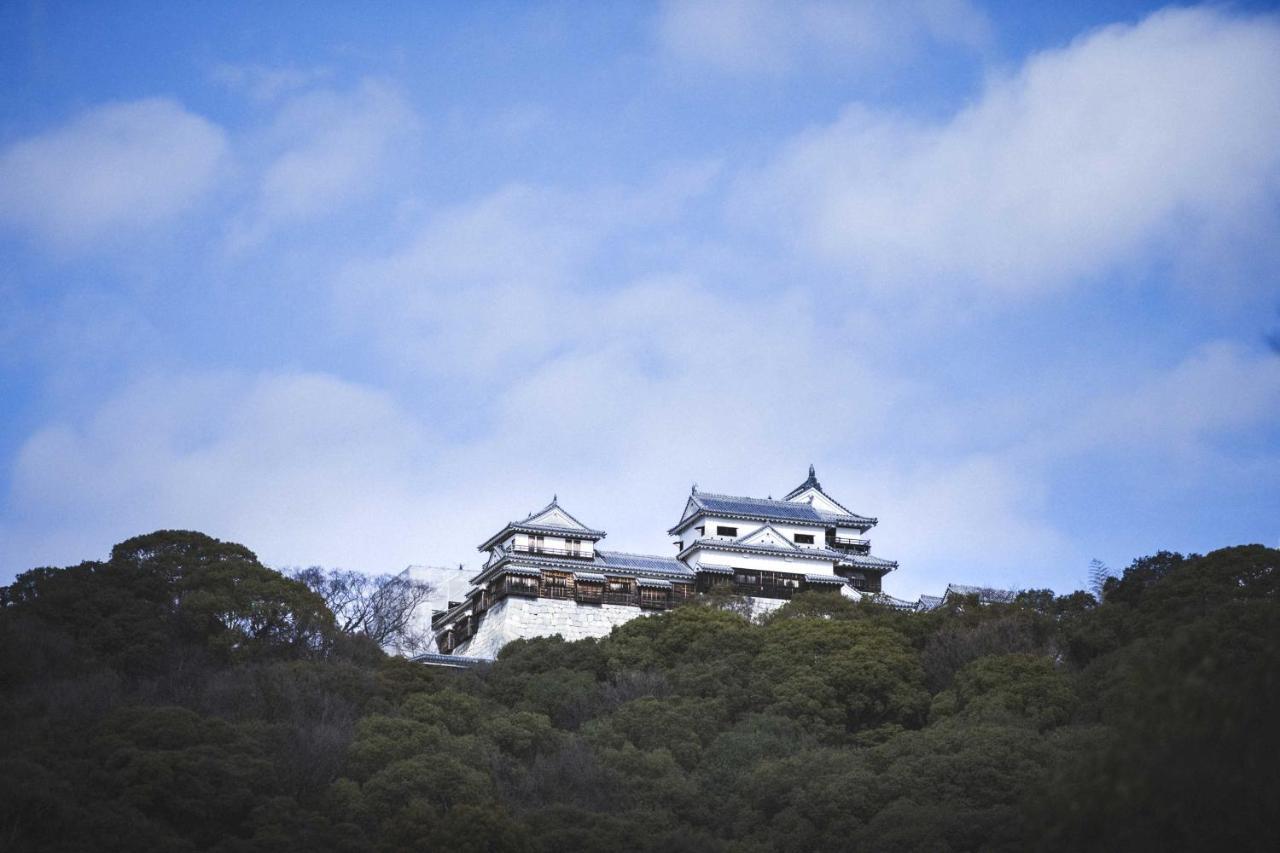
top-left (794, 533), bottom-right (814, 544)
top-left (605, 577), bottom-right (635, 605)
top-left (639, 586), bottom-right (669, 609)
top-left (540, 571), bottom-right (573, 599)
top-left (716, 526), bottom-right (738, 537)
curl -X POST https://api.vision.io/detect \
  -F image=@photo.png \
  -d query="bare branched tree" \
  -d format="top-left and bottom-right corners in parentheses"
top-left (292, 567), bottom-right (435, 654)
top-left (1088, 558), bottom-right (1114, 601)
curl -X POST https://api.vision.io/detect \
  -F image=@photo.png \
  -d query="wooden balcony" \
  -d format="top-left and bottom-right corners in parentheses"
top-left (827, 535), bottom-right (870, 552)
top-left (732, 582), bottom-right (796, 600)
top-left (510, 544), bottom-right (593, 559)
top-left (575, 587), bottom-right (603, 604)
top-left (493, 577), bottom-right (540, 599)
top-left (539, 584), bottom-right (574, 600)
top-left (639, 593), bottom-right (670, 610)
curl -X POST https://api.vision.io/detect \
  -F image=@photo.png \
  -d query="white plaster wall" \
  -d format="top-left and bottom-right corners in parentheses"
top-left (396, 564), bottom-right (474, 656)
top-left (683, 517), bottom-right (835, 549)
top-left (692, 549), bottom-right (838, 576)
top-left (512, 532), bottom-right (595, 558)
top-left (753, 522), bottom-right (829, 548)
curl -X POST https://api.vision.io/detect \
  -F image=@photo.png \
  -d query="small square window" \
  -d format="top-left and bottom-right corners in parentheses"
top-left (716, 526), bottom-right (738, 537)
top-left (794, 533), bottom-right (814, 544)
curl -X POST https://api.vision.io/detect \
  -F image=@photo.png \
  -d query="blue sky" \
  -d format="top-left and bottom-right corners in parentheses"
top-left (2, 1), bottom-right (1278, 598)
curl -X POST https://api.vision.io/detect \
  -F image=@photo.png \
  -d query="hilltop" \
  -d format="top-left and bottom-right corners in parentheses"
top-left (1, 531), bottom-right (1276, 851)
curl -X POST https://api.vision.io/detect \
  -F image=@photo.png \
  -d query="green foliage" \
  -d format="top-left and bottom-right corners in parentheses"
top-left (754, 616), bottom-right (929, 734)
top-left (2, 535), bottom-right (1277, 851)
top-left (930, 653), bottom-right (1076, 730)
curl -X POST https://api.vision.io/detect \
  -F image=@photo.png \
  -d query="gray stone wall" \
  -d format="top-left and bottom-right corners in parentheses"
top-left (453, 597), bottom-right (654, 659)
top-left (452, 594), bottom-right (791, 659)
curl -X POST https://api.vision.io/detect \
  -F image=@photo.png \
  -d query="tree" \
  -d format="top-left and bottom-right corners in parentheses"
top-left (293, 567), bottom-right (434, 654)
top-left (1, 530), bottom-right (336, 672)
top-left (1087, 558), bottom-right (1113, 600)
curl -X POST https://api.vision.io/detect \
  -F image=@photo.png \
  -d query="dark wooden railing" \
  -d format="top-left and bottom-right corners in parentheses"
top-left (540, 584), bottom-right (574, 600)
top-left (639, 592), bottom-right (670, 610)
top-left (511, 545), bottom-right (592, 558)
top-left (495, 577), bottom-right (539, 599)
top-left (732, 582), bottom-right (796, 600)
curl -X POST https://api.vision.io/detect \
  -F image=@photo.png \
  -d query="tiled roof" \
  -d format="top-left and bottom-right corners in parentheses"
top-left (781, 465), bottom-right (862, 517)
top-left (476, 522), bottom-right (606, 551)
top-left (636, 577), bottom-right (673, 588)
top-left (804, 573), bottom-right (847, 584)
top-left (680, 537), bottom-right (838, 562)
top-left (477, 498), bottom-right (607, 552)
top-left (573, 571), bottom-right (606, 582)
top-left (596, 550), bottom-right (692, 576)
top-left (669, 490), bottom-right (875, 534)
top-left (502, 566), bottom-right (542, 577)
top-left (411, 652), bottom-right (490, 668)
top-left (470, 549), bottom-right (694, 585)
top-left (945, 584), bottom-right (1018, 604)
top-left (838, 552), bottom-right (898, 570)
top-left (680, 537), bottom-right (896, 573)
top-left (518, 497), bottom-right (603, 531)
top-left (783, 464), bottom-right (824, 500)
top-left (734, 523), bottom-right (792, 545)
top-left (917, 594), bottom-right (944, 611)
top-left (871, 594), bottom-right (921, 611)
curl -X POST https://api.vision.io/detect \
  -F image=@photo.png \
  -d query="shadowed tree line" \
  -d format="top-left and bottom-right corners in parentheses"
top-left (1, 530), bottom-right (1276, 851)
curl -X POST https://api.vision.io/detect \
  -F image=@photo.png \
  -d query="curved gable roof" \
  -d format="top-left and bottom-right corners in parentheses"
top-left (667, 490), bottom-right (875, 534)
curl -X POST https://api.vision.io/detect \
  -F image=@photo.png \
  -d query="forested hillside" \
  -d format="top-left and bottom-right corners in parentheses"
top-left (1, 531), bottom-right (1276, 852)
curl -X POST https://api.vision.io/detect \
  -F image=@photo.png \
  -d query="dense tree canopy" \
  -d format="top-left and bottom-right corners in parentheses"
top-left (2, 533), bottom-right (1276, 851)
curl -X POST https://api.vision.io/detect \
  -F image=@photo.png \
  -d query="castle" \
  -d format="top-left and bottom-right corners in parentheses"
top-left (424, 467), bottom-right (900, 659)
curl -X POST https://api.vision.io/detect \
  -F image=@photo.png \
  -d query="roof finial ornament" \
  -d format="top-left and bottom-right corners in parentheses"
top-left (799, 463), bottom-right (822, 491)
top-left (553, 493), bottom-right (557, 502)
top-left (691, 482), bottom-right (698, 494)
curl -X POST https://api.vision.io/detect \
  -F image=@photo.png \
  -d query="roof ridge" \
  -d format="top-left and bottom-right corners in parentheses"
top-left (597, 549), bottom-right (676, 559)
top-left (696, 489), bottom-right (868, 516)
top-left (518, 497), bottom-right (598, 531)
top-left (695, 489), bottom-right (779, 503)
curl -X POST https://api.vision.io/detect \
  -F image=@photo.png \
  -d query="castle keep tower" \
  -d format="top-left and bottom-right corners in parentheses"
top-left (429, 468), bottom-right (897, 658)
top-left (670, 465), bottom-right (897, 596)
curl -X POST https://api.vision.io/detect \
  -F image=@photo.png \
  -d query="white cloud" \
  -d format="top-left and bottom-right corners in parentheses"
top-left (1048, 341), bottom-right (1280, 458)
top-left (211, 62), bottom-right (333, 103)
top-left (2, 371), bottom-right (439, 574)
top-left (657, 0), bottom-right (990, 75)
top-left (4, 331), bottom-right (1275, 599)
top-left (863, 455), bottom-right (1072, 595)
top-left (742, 7), bottom-right (1280, 297)
top-left (0, 98), bottom-right (228, 248)
top-left (229, 80), bottom-right (419, 247)
top-left (333, 165), bottom-right (722, 380)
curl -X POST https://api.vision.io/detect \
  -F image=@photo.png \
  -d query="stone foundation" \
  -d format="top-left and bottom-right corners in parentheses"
top-left (453, 597), bottom-right (653, 659)
top-left (452, 594), bottom-right (793, 659)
